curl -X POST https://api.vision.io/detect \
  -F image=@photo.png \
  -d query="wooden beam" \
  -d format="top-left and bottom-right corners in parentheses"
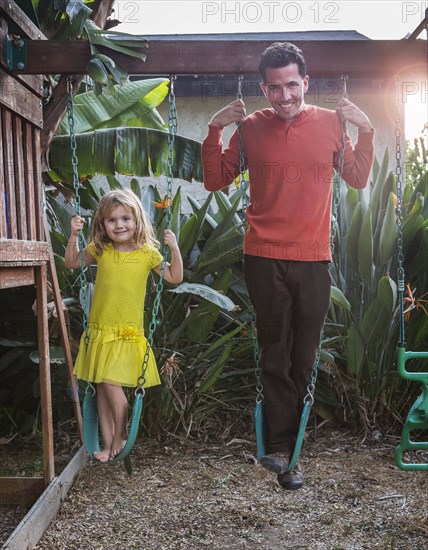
top-left (0, 239), bottom-right (49, 263)
top-left (0, 0), bottom-right (46, 41)
top-left (0, 265), bottom-right (34, 288)
top-left (35, 263), bottom-right (55, 485)
top-left (44, 219), bottom-right (84, 444)
top-left (0, 477), bottom-right (44, 507)
top-left (16, 38), bottom-right (428, 77)
top-left (2, 446), bottom-right (88, 550)
top-left (0, 68), bottom-right (44, 127)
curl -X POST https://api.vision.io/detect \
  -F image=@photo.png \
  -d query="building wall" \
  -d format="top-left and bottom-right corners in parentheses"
top-left (154, 81), bottom-right (403, 209)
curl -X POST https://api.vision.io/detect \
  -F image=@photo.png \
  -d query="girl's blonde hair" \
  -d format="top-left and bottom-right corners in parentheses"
top-left (90, 189), bottom-right (160, 255)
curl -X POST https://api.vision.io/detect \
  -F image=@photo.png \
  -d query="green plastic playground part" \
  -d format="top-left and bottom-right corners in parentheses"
top-left (256, 400), bottom-right (311, 473)
top-left (82, 391), bottom-right (144, 473)
top-left (395, 346), bottom-right (428, 472)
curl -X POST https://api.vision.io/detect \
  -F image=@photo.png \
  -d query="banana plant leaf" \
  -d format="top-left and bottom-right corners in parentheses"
top-left (59, 79), bottom-right (169, 134)
top-left (48, 127), bottom-right (203, 183)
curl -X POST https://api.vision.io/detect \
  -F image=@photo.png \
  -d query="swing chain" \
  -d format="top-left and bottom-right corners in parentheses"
top-left (302, 75), bottom-right (348, 405)
top-left (304, 334), bottom-right (323, 406)
top-left (236, 75), bottom-right (249, 222)
top-left (330, 74), bottom-right (348, 257)
top-left (394, 75), bottom-right (406, 345)
top-left (166, 75), bottom-right (177, 236)
top-left (235, 75), bottom-right (263, 403)
top-left (66, 78), bottom-right (89, 342)
top-left (138, 75), bottom-right (177, 390)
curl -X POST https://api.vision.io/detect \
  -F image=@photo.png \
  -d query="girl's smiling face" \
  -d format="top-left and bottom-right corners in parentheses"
top-left (103, 205), bottom-right (137, 250)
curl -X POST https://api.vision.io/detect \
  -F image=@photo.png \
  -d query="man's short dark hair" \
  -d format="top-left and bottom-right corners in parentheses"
top-left (258, 42), bottom-right (307, 81)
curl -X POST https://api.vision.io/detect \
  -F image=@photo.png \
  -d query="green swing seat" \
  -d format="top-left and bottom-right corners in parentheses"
top-left (82, 390), bottom-right (144, 474)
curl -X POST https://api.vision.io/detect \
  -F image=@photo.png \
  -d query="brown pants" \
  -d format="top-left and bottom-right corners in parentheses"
top-left (244, 255), bottom-right (331, 454)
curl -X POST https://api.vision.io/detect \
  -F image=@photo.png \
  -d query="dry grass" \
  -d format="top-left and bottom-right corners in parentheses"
top-left (17, 427), bottom-right (427, 549)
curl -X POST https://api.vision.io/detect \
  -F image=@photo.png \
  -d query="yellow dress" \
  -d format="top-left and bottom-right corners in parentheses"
top-left (73, 243), bottom-right (163, 388)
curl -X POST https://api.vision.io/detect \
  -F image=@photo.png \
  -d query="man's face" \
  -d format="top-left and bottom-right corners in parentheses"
top-left (260, 64), bottom-right (309, 122)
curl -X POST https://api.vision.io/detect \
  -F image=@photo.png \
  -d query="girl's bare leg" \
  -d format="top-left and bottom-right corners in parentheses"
top-left (100, 383), bottom-right (128, 459)
top-left (93, 384), bottom-right (114, 462)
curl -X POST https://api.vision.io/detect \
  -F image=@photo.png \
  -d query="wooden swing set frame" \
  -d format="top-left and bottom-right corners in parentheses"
top-left (0, 0), bottom-right (426, 547)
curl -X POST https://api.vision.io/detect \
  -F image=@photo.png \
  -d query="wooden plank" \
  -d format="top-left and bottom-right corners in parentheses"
top-left (44, 218), bottom-right (83, 443)
top-left (23, 121), bottom-right (37, 240)
top-left (2, 108), bottom-right (16, 238)
top-left (12, 115), bottom-right (28, 240)
top-left (21, 38), bottom-right (428, 77)
top-left (0, 239), bottom-right (49, 262)
top-left (0, 265), bottom-right (34, 288)
top-left (0, 0), bottom-right (46, 41)
top-left (35, 263), bottom-right (55, 484)
top-left (2, 446), bottom-right (88, 550)
top-left (0, 28), bottom-right (44, 96)
top-left (0, 477), bottom-right (44, 507)
top-left (0, 68), bottom-right (43, 127)
top-left (0, 107), bottom-right (6, 238)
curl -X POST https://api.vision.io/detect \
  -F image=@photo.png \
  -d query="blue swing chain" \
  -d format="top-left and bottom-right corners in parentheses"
top-left (236, 76), bottom-right (264, 407)
top-left (66, 78), bottom-right (90, 347)
top-left (303, 74), bottom-right (349, 407)
top-left (394, 75), bottom-right (406, 346)
top-left (137, 75), bottom-right (177, 393)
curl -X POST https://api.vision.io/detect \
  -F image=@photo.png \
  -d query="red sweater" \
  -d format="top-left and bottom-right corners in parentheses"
top-left (202, 105), bottom-right (375, 261)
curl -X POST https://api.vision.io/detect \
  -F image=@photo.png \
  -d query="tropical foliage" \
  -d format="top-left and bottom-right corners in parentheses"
top-left (324, 137), bottom-right (428, 431)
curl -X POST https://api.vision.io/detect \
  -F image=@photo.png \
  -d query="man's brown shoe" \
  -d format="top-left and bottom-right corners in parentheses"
top-left (260, 453), bottom-right (290, 475)
top-left (277, 462), bottom-right (304, 490)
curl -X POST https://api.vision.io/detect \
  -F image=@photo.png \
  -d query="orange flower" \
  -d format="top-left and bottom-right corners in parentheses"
top-left (403, 283), bottom-right (428, 321)
top-left (154, 196), bottom-right (173, 209)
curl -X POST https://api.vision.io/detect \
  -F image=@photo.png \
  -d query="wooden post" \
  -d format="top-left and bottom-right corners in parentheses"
top-left (44, 219), bottom-right (83, 443)
top-left (35, 263), bottom-right (55, 484)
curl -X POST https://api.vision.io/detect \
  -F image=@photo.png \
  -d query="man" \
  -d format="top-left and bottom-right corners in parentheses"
top-left (201, 42), bottom-right (374, 490)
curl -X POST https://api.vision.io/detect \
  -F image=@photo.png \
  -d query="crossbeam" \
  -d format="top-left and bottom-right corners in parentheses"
top-left (11, 38), bottom-right (428, 77)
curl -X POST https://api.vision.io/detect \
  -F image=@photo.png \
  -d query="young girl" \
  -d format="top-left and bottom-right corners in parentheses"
top-left (65, 189), bottom-right (183, 462)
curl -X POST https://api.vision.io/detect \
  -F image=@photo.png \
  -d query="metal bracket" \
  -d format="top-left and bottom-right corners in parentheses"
top-left (6, 35), bottom-right (28, 71)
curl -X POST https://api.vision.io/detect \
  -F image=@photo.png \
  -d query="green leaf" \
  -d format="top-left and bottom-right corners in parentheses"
top-left (358, 207), bottom-right (373, 285)
top-left (346, 202), bottom-right (363, 272)
top-left (179, 193), bottom-right (214, 258)
top-left (169, 283), bottom-right (239, 312)
top-left (319, 349), bottom-right (335, 363)
top-left (402, 192), bottom-right (424, 243)
top-left (346, 322), bottom-right (365, 376)
top-left (87, 57), bottom-right (109, 85)
top-left (330, 286), bottom-right (351, 311)
top-left (376, 275), bottom-right (397, 315)
top-left (196, 325), bottom-right (244, 364)
top-left (59, 79), bottom-right (169, 134)
top-left (197, 341), bottom-right (234, 394)
top-left (360, 275), bottom-right (397, 344)
top-left (48, 128), bottom-right (203, 183)
top-left (376, 192), bottom-right (398, 266)
top-left (369, 148), bottom-right (389, 228)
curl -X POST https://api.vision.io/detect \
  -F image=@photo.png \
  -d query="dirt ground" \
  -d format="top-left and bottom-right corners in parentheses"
top-left (3, 425), bottom-right (423, 550)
